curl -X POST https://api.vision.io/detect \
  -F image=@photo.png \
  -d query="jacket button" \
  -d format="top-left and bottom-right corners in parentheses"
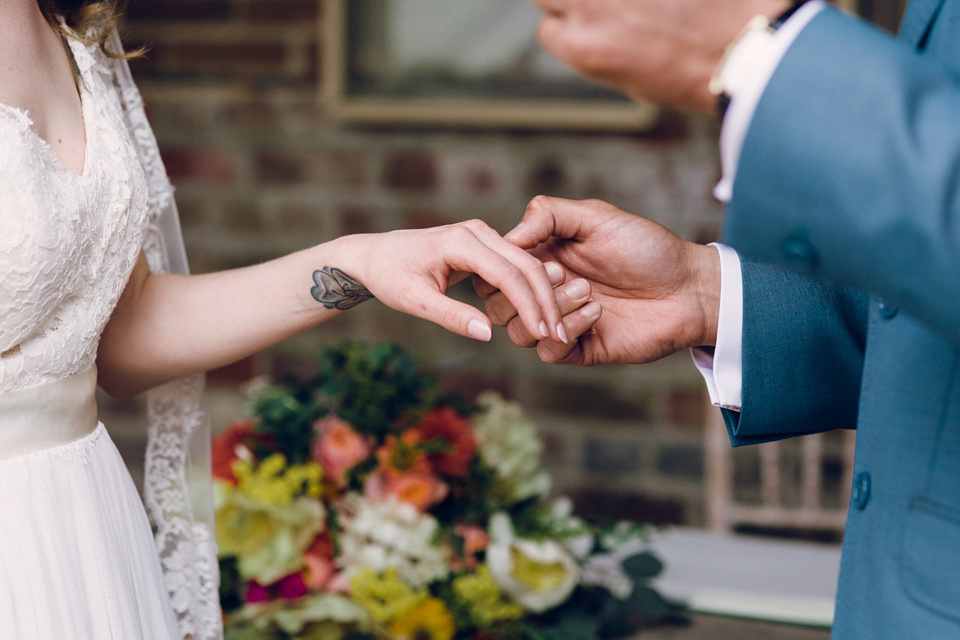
top-left (852, 472), bottom-right (872, 511)
top-left (781, 237), bottom-right (819, 272)
top-left (878, 299), bottom-right (899, 319)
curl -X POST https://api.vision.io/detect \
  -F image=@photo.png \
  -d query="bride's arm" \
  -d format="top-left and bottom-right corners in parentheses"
top-left (97, 220), bottom-right (566, 397)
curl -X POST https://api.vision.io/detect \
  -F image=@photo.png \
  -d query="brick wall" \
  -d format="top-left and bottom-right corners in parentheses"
top-left (111, 0), bottom-right (731, 527)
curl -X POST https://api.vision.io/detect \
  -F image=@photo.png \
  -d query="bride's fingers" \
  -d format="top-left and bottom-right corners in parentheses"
top-left (537, 301), bottom-right (602, 364)
top-left (460, 220), bottom-right (566, 342)
top-left (401, 283), bottom-right (495, 342)
top-left (486, 261), bottom-right (569, 327)
top-left (474, 260), bottom-right (563, 300)
top-left (501, 278), bottom-right (593, 348)
top-left (447, 227), bottom-right (562, 343)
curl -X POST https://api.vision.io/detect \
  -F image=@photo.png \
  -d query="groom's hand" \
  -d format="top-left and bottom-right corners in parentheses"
top-left (531, 0), bottom-right (790, 111)
top-left (477, 196), bottom-right (721, 365)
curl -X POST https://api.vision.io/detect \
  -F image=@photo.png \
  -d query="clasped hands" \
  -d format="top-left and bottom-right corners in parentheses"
top-left (477, 196), bottom-right (722, 366)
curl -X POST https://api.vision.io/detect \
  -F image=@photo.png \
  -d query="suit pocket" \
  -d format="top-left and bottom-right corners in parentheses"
top-left (901, 497), bottom-right (960, 623)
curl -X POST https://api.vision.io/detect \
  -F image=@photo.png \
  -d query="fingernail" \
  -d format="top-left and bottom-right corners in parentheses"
top-left (468, 319), bottom-right (492, 342)
top-left (564, 278), bottom-right (589, 300)
top-left (538, 321), bottom-right (549, 338)
top-left (581, 301), bottom-right (601, 318)
top-left (545, 262), bottom-right (563, 285)
top-left (557, 322), bottom-right (569, 344)
top-left (504, 222), bottom-right (526, 240)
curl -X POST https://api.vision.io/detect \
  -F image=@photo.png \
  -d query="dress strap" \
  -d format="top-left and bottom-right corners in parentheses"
top-left (0, 367), bottom-right (98, 459)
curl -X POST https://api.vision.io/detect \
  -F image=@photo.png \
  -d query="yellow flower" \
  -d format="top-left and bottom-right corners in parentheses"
top-left (232, 454), bottom-right (323, 506)
top-left (387, 598), bottom-right (455, 640)
top-left (348, 568), bottom-right (426, 624)
top-left (215, 478), bottom-right (325, 584)
top-left (452, 565), bottom-right (524, 626)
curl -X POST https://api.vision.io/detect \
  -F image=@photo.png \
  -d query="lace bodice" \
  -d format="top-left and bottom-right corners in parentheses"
top-left (0, 33), bottom-right (223, 640)
top-left (0, 37), bottom-right (148, 394)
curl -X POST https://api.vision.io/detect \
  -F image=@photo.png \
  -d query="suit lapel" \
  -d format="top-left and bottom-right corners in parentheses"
top-left (899, 0), bottom-right (947, 47)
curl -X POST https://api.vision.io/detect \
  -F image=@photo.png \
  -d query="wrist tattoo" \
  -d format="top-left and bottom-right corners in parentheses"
top-left (310, 266), bottom-right (373, 311)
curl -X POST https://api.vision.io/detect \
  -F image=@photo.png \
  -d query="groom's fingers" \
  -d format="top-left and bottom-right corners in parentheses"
top-left (537, 301), bottom-right (602, 365)
top-left (460, 220), bottom-right (566, 343)
top-left (446, 225), bottom-right (561, 342)
top-left (504, 195), bottom-right (595, 249)
top-left (499, 278), bottom-right (593, 348)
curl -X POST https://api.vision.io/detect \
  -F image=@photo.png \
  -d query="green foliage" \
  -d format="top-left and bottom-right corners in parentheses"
top-left (248, 379), bottom-right (327, 463)
top-left (314, 341), bottom-right (436, 436)
top-left (431, 458), bottom-right (500, 526)
top-left (248, 341), bottom-right (442, 463)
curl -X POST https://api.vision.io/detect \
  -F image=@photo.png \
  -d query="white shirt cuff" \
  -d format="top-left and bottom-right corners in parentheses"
top-left (714, 0), bottom-right (826, 203)
top-left (692, 243), bottom-right (743, 411)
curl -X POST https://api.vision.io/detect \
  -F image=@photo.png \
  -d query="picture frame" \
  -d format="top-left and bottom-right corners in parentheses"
top-left (322, 0), bottom-right (659, 131)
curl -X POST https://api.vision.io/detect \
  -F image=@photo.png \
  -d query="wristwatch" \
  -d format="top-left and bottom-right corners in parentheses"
top-left (709, 1), bottom-right (811, 117)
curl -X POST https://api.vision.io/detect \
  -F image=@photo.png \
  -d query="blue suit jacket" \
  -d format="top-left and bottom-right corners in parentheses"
top-left (721, 1), bottom-right (960, 637)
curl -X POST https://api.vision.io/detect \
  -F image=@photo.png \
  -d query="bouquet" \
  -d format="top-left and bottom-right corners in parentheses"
top-left (214, 342), bottom-right (685, 640)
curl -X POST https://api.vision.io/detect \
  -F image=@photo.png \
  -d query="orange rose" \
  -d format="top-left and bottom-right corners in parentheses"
top-left (375, 431), bottom-right (430, 480)
top-left (312, 416), bottom-right (371, 486)
top-left (412, 408), bottom-right (477, 477)
top-left (365, 469), bottom-right (448, 512)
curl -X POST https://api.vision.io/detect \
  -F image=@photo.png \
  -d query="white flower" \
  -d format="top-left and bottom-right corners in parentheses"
top-left (486, 512), bottom-right (579, 613)
top-left (580, 553), bottom-right (634, 599)
top-left (581, 533), bottom-right (650, 600)
top-left (472, 392), bottom-right (551, 503)
top-left (336, 495), bottom-right (449, 587)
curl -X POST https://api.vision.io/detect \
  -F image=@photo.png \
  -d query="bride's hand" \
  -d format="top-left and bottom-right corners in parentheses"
top-left (327, 219), bottom-right (568, 343)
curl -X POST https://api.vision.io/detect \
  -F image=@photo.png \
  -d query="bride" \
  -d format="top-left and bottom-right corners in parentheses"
top-left (0, 1), bottom-right (592, 638)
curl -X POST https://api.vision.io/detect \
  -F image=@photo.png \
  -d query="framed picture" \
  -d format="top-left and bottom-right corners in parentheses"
top-left (322, 0), bottom-right (659, 131)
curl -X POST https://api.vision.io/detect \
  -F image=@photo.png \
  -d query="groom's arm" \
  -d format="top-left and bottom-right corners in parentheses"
top-left (720, 258), bottom-right (869, 446)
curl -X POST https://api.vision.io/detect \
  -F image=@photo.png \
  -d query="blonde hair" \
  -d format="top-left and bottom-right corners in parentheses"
top-left (38, 0), bottom-right (141, 58)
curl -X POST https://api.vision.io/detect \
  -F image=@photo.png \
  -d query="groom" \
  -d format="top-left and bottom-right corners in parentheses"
top-left (481, 0), bottom-right (960, 637)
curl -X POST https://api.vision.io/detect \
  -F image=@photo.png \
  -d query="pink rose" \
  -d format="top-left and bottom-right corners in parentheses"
top-left (452, 523), bottom-right (489, 570)
top-left (303, 533), bottom-right (336, 590)
top-left (312, 416), bottom-right (371, 486)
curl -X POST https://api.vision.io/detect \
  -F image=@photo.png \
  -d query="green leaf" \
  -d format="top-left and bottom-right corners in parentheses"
top-left (536, 606), bottom-right (601, 640)
top-left (628, 586), bottom-right (673, 622)
top-left (622, 551), bottom-right (663, 580)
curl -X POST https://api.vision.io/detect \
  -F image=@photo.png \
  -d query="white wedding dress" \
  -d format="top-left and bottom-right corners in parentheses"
top-left (0, 33), bottom-right (221, 640)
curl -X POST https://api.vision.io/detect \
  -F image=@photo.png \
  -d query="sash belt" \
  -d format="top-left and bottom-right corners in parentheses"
top-left (0, 367), bottom-right (99, 459)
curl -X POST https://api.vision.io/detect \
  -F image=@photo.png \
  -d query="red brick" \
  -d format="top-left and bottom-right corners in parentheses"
top-left (526, 158), bottom-right (568, 196)
top-left (667, 388), bottom-right (707, 428)
top-left (242, 0), bottom-right (319, 24)
top-left (383, 151), bottom-right (438, 191)
top-left (255, 150), bottom-right (307, 184)
top-left (125, 1), bottom-right (231, 22)
top-left (340, 207), bottom-right (377, 235)
top-left (160, 146), bottom-right (236, 184)
top-left (174, 42), bottom-right (287, 68)
top-left (223, 99), bottom-right (278, 128)
top-left (404, 208), bottom-right (455, 230)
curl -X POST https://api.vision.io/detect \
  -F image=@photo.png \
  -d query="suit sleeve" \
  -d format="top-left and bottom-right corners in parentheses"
top-left (723, 5), bottom-right (960, 346)
top-left (721, 259), bottom-right (868, 446)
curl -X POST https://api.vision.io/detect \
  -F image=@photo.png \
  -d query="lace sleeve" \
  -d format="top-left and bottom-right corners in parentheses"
top-left (106, 30), bottom-right (224, 640)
